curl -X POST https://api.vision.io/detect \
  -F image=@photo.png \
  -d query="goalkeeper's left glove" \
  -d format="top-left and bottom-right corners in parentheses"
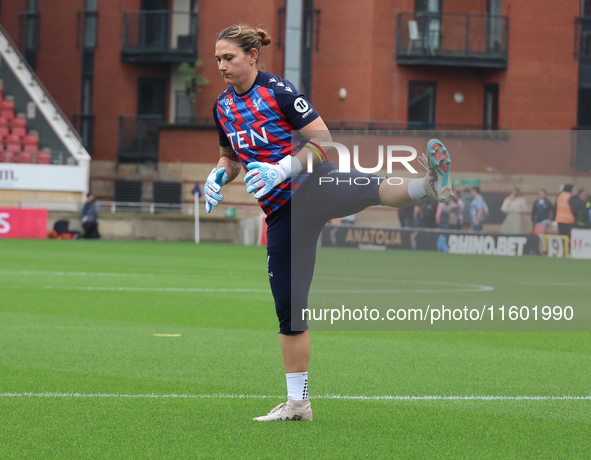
top-left (244, 156), bottom-right (302, 200)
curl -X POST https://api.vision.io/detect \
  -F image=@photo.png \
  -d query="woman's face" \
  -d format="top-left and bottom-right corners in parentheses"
top-left (215, 39), bottom-right (256, 89)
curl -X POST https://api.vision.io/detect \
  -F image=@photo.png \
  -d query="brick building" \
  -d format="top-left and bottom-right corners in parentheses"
top-left (0, 0), bottom-right (589, 225)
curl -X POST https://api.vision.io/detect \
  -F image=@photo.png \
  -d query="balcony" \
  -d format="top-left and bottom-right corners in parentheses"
top-left (118, 115), bottom-right (161, 163)
top-left (122, 10), bottom-right (197, 63)
top-left (575, 18), bottom-right (591, 62)
top-left (396, 12), bottom-right (508, 68)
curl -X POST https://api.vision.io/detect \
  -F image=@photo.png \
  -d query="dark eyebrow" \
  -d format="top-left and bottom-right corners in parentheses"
top-left (214, 53), bottom-right (235, 59)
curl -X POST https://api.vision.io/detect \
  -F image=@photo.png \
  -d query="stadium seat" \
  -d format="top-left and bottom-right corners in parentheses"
top-left (0, 117), bottom-right (8, 138)
top-left (0, 151), bottom-right (16, 163)
top-left (5, 134), bottom-right (22, 151)
top-left (17, 151), bottom-right (33, 163)
top-left (11, 117), bottom-right (26, 137)
top-left (35, 151), bottom-right (51, 164)
top-left (0, 100), bottom-right (14, 120)
top-left (0, 85), bottom-right (3, 101)
top-left (23, 134), bottom-right (39, 152)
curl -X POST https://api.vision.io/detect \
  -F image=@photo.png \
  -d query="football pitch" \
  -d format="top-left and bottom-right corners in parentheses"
top-left (0, 239), bottom-right (589, 459)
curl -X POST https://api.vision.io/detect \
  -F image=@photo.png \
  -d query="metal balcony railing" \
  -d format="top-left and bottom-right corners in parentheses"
top-left (122, 10), bottom-right (197, 62)
top-left (396, 12), bottom-right (508, 68)
top-left (118, 115), bottom-right (161, 163)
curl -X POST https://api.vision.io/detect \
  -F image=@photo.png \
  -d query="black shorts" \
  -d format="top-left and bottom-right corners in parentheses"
top-left (266, 163), bottom-right (382, 335)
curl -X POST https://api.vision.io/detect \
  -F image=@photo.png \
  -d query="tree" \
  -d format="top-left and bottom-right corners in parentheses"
top-left (177, 59), bottom-right (209, 104)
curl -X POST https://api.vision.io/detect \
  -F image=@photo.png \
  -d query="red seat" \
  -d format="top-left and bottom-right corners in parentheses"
top-left (23, 134), bottom-right (39, 152)
top-left (0, 85), bottom-right (3, 101)
top-left (5, 134), bottom-right (22, 151)
top-left (0, 151), bottom-right (17, 163)
top-left (0, 100), bottom-right (14, 120)
top-left (11, 117), bottom-right (26, 137)
top-left (0, 117), bottom-right (8, 138)
top-left (36, 151), bottom-right (51, 164)
top-left (17, 151), bottom-right (33, 163)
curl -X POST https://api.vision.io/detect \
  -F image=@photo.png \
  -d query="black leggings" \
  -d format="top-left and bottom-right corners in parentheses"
top-left (266, 165), bottom-right (382, 335)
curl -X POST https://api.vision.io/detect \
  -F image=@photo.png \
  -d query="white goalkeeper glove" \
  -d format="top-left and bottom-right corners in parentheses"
top-left (244, 156), bottom-right (302, 200)
top-left (204, 167), bottom-right (229, 213)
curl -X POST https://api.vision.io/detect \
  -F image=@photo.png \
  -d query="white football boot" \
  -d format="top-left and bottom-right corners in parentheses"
top-left (253, 399), bottom-right (313, 421)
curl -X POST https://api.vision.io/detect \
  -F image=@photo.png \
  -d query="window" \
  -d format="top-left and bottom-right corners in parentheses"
top-left (483, 84), bottom-right (499, 130)
top-left (408, 82), bottom-right (436, 129)
top-left (114, 180), bottom-right (142, 203)
top-left (301, 0), bottom-right (316, 99)
top-left (583, 0), bottom-right (591, 18)
top-left (75, 0), bottom-right (98, 153)
top-left (83, 0), bottom-right (97, 49)
top-left (18, 0), bottom-right (39, 69)
top-left (578, 87), bottom-right (591, 127)
top-left (415, 1), bottom-right (441, 51)
top-left (415, 0), bottom-right (441, 12)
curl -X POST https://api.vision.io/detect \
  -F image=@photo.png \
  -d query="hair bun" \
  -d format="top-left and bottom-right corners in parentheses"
top-left (256, 28), bottom-right (272, 47)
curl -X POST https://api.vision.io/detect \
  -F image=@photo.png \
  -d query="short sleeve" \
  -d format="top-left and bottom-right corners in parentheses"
top-left (274, 87), bottom-right (320, 130)
top-left (213, 102), bottom-right (231, 147)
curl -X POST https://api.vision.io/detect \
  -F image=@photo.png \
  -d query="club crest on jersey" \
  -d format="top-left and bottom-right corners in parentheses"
top-left (224, 97), bottom-right (234, 115)
top-left (252, 98), bottom-right (263, 111)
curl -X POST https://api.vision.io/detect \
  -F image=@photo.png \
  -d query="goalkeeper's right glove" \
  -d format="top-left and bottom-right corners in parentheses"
top-left (204, 167), bottom-right (229, 213)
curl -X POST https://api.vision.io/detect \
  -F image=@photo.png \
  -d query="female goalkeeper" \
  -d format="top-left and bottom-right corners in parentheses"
top-left (205, 24), bottom-right (452, 421)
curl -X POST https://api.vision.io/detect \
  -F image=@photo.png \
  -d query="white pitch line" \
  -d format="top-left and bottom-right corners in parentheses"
top-left (0, 284), bottom-right (494, 294)
top-left (0, 393), bottom-right (589, 400)
top-left (0, 285), bottom-right (270, 293)
top-left (0, 272), bottom-right (495, 294)
top-left (0, 270), bottom-right (153, 277)
top-left (515, 282), bottom-right (591, 287)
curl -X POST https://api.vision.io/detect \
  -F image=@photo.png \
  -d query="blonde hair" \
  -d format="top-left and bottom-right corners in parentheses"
top-left (508, 188), bottom-right (522, 201)
top-left (217, 24), bottom-right (271, 62)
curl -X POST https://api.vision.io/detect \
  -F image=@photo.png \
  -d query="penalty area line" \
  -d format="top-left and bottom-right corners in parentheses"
top-left (0, 393), bottom-right (589, 400)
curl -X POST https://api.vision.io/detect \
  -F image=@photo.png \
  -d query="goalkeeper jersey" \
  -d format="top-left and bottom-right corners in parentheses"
top-left (213, 71), bottom-right (320, 215)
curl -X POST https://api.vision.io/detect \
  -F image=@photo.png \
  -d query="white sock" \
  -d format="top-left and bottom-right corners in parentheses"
top-left (408, 177), bottom-right (428, 201)
top-left (286, 372), bottom-right (309, 400)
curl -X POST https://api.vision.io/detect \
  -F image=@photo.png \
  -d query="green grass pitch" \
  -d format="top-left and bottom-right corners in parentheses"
top-left (0, 239), bottom-right (589, 459)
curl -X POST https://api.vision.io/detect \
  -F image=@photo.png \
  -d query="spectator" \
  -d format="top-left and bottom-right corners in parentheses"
top-left (420, 197), bottom-right (439, 228)
top-left (554, 184), bottom-right (575, 236)
top-left (455, 190), bottom-right (465, 229)
top-left (531, 188), bottom-right (554, 231)
top-left (460, 188), bottom-right (473, 229)
top-left (470, 186), bottom-right (488, 232)
top-left (413, 202), bottom-right (425, 228)
top-left (501, 188), bottom-right (528, 233)
top-left (570, 189), bottom-right (590, 229)
top-left (437, 192), bottom-right (462, 229)
top-left (81, 193), bottom-right (100, 239)
top-left (398, 204), bottom-right (415, 227)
